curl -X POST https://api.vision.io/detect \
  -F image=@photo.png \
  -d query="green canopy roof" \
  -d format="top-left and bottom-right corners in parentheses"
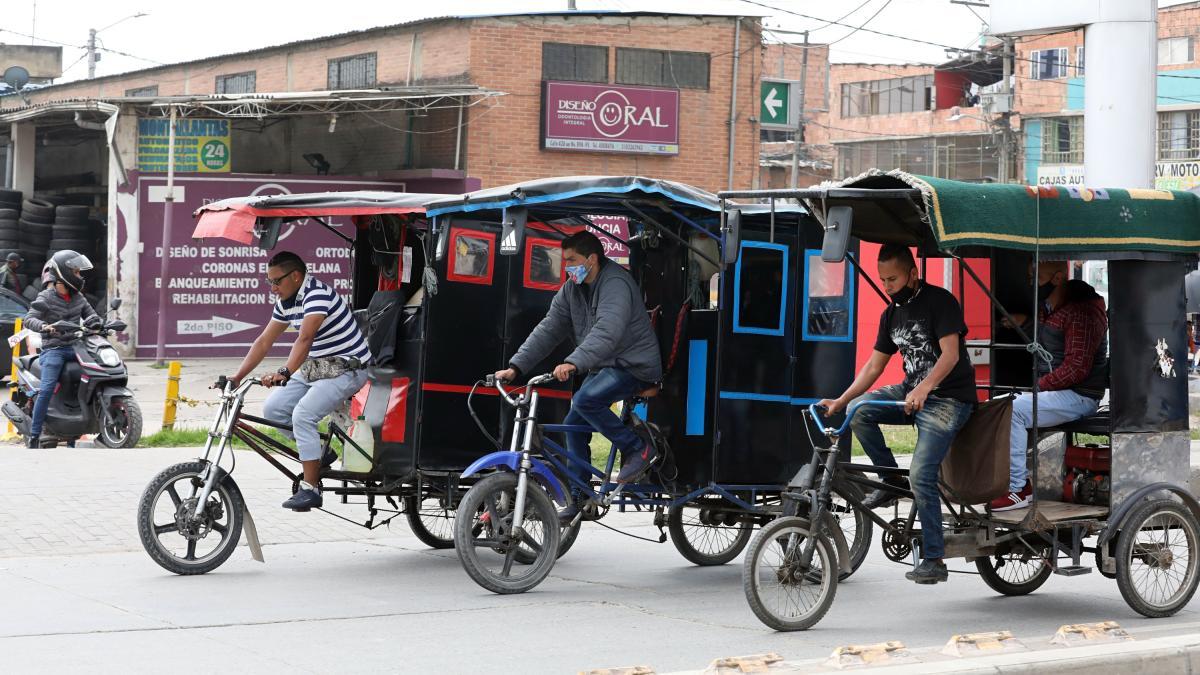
top-left (838, 170), bottom-right (1200, 256)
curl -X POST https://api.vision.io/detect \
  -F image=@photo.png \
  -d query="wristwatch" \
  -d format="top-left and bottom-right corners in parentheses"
top-left (277, 366), bottom-right (291, 382)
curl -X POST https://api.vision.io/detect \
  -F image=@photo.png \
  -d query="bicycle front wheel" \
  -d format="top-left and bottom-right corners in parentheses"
top-left (742, 516), bottom-right (838, 631)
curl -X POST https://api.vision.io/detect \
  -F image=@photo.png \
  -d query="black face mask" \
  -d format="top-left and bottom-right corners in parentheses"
top-left (1037, 281), bottom-right (1055, 303)
top-left (889, 281), bottom-right (918, 306)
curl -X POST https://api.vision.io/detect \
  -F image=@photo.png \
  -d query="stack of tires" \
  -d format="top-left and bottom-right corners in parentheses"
top-left (0, 189), bottom-right (21, 263)
top-left (19, 198), bottom-right (55, 278)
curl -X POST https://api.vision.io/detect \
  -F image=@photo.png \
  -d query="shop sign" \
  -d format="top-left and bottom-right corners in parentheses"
top-left (132, 174), bottom-right (403, 357)
top-left (1036, 165), bottom-right (1085, 187)
top-left (543, 81), bottom-right (679, 155)
top-left (588, 215), bottom-right (630, 265)
top-left (137, 118), bottom-right (232, 173)
top-left (1037, 162), bottom-right (1200, 191)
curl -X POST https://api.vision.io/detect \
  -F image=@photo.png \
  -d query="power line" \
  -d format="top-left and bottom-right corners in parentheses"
top-left (827, 0), bottom-right (896, 46)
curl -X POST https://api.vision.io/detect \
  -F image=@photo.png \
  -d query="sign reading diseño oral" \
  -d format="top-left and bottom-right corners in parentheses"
top-left (543, 81), bottom-right (680, 155)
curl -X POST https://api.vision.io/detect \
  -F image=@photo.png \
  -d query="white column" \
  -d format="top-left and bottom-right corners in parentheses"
top-left (10, 122), bottom-right (35, 197)
top-left (1083, 1), bottom-right (1157, 188)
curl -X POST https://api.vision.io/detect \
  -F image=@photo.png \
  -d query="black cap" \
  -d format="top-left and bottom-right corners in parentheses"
top-left (5, 252), bottom-right (21, 262)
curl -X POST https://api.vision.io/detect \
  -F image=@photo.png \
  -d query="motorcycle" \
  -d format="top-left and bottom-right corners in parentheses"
top-left (3, 298), bottom-right (142, 448)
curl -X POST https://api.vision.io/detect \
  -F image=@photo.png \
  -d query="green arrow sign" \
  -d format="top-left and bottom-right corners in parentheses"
top-left (760, 80), bottom-right (793, 129)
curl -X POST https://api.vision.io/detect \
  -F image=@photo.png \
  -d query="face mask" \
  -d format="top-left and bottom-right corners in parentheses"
top-left (566, 263), bottom-right (589, 285)
top-left (888, 274), bottom-right (918, 305)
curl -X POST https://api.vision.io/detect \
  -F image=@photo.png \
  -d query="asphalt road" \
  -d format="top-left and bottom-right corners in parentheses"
top-left (2, 448), bottom-right (1199, 673)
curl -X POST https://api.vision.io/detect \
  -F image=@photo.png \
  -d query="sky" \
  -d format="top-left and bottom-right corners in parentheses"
top-left (0, 0), bottom-right (1191, 83)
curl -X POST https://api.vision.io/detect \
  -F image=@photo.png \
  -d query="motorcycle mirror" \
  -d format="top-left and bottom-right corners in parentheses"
top-left (255, 216), bottom-right (285, 251)
top-left (107, 320), bottom-right (128, 332)
top-left (109, 297), bottom-right (122, 311)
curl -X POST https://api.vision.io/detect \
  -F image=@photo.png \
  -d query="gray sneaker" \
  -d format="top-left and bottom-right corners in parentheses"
top-left (616, 442), bottom-right (658, 483)
top-left (905, 559), bottom-right (948, 585)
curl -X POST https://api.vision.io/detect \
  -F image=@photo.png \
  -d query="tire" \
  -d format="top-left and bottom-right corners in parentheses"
top-left (453, 472), bottom-right (560, 595)
top-left (55, 205), bottom-right (89, 219)
top-left (137, 461), bottom-right (245, 575)
top-left (22, 198), bottom-right (54, 218)
top-left (97, 396), bottom-right (142, 448)
top-left (743, 516), bottom-right (839, 631)
top-left (1115, 498), bottom-right (1200, 618)
top-left (0, 210), bottom-right (17, 221)
top-left (975, 545), bottom-right (1053, 596)
top-left (404, 494), bottom-right (456, 549)
top-left (53, 226), bottom-right (91, 240)
top-left (825, 480), bottom-right (873, 581)
top-left (0, 239), bottom-right (18, 250)
top-left (556, 518), bottom-right (582, 560)
top-left (667, 500), bottom-right (754, 566)
top-left (20, 212), bottom-right (52, 226)
top-left (0, 188), bottom-right (22, 204)
top-left (49, 239), bottom-right (93, 252)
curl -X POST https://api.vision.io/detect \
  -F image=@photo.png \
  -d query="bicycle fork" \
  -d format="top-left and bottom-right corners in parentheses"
top-left (510, 391), bottom-right (541, 534)
top-left (195, 388), bottom-right (243, 517)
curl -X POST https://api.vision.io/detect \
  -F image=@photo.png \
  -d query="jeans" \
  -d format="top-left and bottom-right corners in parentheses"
top-left (262, 368), bottom-right (370, 461)
top-left (30, 346), bottom-right (75, 438)
top-left (849, 384), bottom-right (974, 560)
top-left (563, 367), bottom-right (643, 488)
top-left (1008, 390), bottom-right (1099, 491)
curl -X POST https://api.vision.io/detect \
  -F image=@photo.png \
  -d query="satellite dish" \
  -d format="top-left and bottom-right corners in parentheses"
top-left (2, 66), bottom-right (30, 92)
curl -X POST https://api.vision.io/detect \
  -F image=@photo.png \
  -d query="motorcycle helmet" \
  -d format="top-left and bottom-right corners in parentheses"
top-left (46, 250), bottom-right (94, 293)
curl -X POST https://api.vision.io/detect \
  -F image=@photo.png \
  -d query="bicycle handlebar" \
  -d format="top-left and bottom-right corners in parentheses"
top-left (807, 400), bottom-right (907, 437)
top-left (486, 372), bottom-right (556, 406)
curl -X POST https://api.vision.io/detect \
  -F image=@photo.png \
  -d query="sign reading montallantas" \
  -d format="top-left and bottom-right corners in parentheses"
top-left (543, 81), bottom-right (680, 155)
top-left (137, 118), bottom-right (232, 173)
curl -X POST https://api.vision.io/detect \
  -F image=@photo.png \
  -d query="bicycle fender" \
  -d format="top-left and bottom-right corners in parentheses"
top-left (205, 465), bottom-right (262, 562)
top-left (461, 452), bottom-right (568, 507)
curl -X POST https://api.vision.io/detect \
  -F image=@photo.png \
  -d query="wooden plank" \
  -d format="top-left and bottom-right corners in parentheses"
top-left (989, 500), bottom-right (1108, 525)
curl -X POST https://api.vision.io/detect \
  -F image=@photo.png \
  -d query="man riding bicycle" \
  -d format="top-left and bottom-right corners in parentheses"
top-left (229, 251), bottom-right (371, 512)
top-left (817, 244), bottom-right (975, 585)
top-left (494, 231), bottom-right (662, 523)
top-left (23, 250), bottom-right (101, 449)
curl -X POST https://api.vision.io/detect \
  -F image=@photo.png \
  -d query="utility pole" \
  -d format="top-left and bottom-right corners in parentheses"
top-left (86, 28), bottom-right (98, 79)
top-left (998, 36), bottom-right (1013, 183)
top-left (790, 30), bottom-right (809, 189)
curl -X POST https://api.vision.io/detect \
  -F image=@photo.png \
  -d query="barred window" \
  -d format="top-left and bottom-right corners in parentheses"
top-left (328, 53), bottom-right (377, 89)
top-left (1042, 117), bottom-right (1085, 164)
top-left (216, 71), bottom-right (256, 94)
top-left (125, 85), bottom-right (158, 97)
top-left (1158, 111), bottom-right (1200, 160)
top-left (542, 43), bottom-right (607, 83)
top-left (616, 48), bottom-right (709, 89)
top-left (839, 75), bottom-right (933, 118)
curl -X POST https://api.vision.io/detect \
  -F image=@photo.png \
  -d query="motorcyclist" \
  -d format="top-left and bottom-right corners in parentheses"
top-left (22, 250), bottom-right (100, 449)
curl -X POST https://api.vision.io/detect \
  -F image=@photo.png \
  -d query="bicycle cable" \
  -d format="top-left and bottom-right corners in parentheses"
top-left (467, 379), bottom-right (503, 450)
top-left (589, 516), bottom-right (668, 544)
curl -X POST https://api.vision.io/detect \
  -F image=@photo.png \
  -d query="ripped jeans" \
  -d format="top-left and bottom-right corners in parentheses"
top-left (848, 384), bottom-right (974, 560)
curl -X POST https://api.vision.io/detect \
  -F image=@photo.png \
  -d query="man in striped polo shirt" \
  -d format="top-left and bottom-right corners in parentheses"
top-left (230, 251), bottom-right (371, 511)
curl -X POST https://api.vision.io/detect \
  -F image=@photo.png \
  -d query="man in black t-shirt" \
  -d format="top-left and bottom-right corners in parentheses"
top-left (817, 244), bottom-right (975, 585)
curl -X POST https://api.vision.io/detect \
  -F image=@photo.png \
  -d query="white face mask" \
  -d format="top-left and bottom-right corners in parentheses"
top-left (566, 263), bottom-right (588, 285)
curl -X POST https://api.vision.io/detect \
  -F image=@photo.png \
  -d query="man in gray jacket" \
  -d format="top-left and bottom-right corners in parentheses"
top-left (495, 231), bottom-right (662, 517)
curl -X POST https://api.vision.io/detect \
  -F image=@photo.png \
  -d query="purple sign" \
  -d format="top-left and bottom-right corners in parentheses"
top-left (543, 81), bottom-right (680, 155)
top-left (589, 215), bottom-right (630, 264)
top-left (132, 174), bottom-right (404, 358)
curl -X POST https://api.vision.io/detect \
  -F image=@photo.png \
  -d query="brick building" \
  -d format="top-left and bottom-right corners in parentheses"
top-left (0, 11), bottom-right (768, 356)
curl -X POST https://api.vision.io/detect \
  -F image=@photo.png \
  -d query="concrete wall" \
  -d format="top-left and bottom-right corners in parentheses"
top-left (0, 45), bottom-right (63, 80)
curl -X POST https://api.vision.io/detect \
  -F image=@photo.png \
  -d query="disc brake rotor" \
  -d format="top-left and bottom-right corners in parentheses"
top-left (174, 495), bottom-right (223, 541)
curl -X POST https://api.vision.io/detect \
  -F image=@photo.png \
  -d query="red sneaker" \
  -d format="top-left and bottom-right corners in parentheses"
top-left (989, 483), bottom-right (1032, 512)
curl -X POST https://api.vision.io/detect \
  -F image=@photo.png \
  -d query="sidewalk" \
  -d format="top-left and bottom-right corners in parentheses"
top-left (124, 357), bottom-right (285, 433)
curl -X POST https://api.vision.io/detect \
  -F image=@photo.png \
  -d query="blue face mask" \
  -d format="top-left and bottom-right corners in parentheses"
top-left (566, 263), bottom-right (588, 285)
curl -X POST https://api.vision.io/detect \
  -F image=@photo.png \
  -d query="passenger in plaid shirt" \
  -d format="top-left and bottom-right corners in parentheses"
top-left (991, 261), bottom-right (1109, 512)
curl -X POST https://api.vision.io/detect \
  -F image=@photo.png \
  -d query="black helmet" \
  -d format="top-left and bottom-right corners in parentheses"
top-left (46, 250), bottom-right (93, 293)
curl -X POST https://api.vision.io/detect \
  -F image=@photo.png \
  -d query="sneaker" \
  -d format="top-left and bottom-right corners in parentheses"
top-left (861, 478), bottom-right (909, 510)
top-left (989, 483), bottom-right (1032, 512)
top-left (905, 559), bottom-right (949, 584)
top-left (25, 436), bottom-right (39, 449)
top-left (557, 501), bottom-right (582, 527)
top-left (282, 487), bottom-right (323, 512)
top-left (615, 441), bottom-right (658, 483)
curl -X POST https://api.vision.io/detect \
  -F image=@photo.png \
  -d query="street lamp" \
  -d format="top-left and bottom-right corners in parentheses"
top-left (87, 12), bottom-right (149, 79)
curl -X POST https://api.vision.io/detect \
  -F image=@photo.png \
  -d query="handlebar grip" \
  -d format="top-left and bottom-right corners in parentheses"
top-left (485, 374), bottom-right (496, 387)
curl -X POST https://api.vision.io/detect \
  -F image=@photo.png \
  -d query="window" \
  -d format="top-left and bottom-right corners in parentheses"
top-left (328, 52), bottom-right (377, 89)
top-left (1159, 37), bottom-right (1193, 66)
top-left (616, 48), bottom-right (709, 89)
top-left (802, 251), bottom-right (854, 342)
top-left (839, 75), bottom-right (934, 118)
top-left (124, 85), bottom-right (158, 97)
top-left (1158, 111), bottom-right (1200, 160)
top-left (1076, 46), bottom-right (1085, 74)
top-left (733, 241), bottom-right (788, 336)
top-left (1042, 117), bottom-right (1084, 164)
top-left (542, 43), bottom-right (607, 83)
top-left (216, 71), bottom-right (256, 94)
top-left (1030, 48), bottom-right (1068, 80)
top-left (836, 134), bottom-right (1000, 181)
top-left (524, 237), bottom-right (564, 291)
top-left (446, 227), bottom-right (495, 285)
